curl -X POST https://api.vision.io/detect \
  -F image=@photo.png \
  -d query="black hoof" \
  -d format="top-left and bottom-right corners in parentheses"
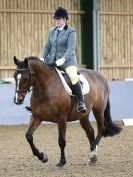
top-left (40, 152), bottom-right (48, 163)
top-left (56, 158), bottom-right (66, 167)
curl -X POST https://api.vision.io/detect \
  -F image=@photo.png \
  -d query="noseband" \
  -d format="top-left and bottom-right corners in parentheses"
top-left (15, 68), bottom-right (32, 94)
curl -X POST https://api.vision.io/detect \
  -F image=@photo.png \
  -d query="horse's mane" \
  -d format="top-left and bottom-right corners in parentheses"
top-left (27, 56), bottom-right (44, 64)
top-left (26, 56), bottom-right (48, 68)
top-left (26, 56), bottom-right (52, 76)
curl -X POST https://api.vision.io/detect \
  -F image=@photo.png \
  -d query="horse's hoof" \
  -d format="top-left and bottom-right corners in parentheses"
top-left (87, 155), bottom-right (97, 166)
top-left (55, 159), bottom-right (66, 169)
top-left (41, 152), bottom-right (48, 163)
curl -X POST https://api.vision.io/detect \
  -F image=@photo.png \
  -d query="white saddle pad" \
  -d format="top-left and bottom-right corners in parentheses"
top-left (55, 68), bottom-right (90, 96)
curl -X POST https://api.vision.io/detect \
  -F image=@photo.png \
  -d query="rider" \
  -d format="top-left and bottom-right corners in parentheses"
top-left (26, 7), bottom-right (87, 113)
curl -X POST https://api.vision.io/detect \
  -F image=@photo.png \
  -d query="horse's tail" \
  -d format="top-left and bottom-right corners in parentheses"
top-left (103, 98), bottom-right (122, 137)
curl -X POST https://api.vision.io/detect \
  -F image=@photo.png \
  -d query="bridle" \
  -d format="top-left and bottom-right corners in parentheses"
top-left (15, 68), bottom-right (32, 94)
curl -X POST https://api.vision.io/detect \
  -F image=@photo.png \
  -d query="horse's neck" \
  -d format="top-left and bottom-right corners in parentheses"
top-left (30, 62), bottom-right (55, 95)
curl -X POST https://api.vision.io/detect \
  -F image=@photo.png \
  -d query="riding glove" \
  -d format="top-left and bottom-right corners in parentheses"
top-left (55, 58), bottom-right (65, 66)
top-left (39, 57), bottom-right (44, 61)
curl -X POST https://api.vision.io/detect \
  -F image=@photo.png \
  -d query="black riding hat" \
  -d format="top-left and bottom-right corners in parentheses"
top-left (53, 7), bottom-right (68, 20)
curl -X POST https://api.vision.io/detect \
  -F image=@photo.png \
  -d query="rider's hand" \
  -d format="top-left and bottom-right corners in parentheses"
top-left (55, 58), bottom-right (65, 66)
top-left (39, 57), bottom-right (44, 61)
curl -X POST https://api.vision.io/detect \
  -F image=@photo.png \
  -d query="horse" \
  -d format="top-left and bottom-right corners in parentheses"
top-left (13, 56), bottom-right (122, 167)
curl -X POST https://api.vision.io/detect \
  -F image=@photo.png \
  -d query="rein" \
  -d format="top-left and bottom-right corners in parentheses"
top-left (16, 68), bottom-right (30, 71)
top-left (15, 68), bottom-right (32, 93)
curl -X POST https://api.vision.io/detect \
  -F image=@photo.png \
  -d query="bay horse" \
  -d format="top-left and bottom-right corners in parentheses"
top-left (13, 56), bottom-right (122, 167)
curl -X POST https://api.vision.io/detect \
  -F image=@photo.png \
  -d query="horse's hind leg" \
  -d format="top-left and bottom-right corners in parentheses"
top-left (26, 115), bottom-right (48, 163)
top-left (79, 116), bottom-right (96, 165)
top-left (89, 108), bottom-right (105, 164)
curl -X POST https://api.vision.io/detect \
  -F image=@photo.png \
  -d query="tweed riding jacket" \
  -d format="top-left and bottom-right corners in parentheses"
top-left (41, 25), bottom-right (77, 69)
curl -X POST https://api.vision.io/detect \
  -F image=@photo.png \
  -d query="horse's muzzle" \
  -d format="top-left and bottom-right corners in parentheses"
top-left (14, 95), bottom-right (25, 105)
top-left (14, 100), bottom-right (24, 105)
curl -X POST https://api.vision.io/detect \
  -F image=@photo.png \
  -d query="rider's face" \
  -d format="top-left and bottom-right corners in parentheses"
top-left (55, 18), bottom-right (66, 27)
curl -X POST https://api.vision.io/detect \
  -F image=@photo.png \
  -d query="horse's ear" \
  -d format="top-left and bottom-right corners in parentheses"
top-left (13, 56), bottom-right (19, 65)
top-left (24, 58), bottom-right (28, 65)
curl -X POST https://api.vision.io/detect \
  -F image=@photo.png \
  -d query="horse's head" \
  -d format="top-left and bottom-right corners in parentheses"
top-left (13, 56), bottom-right (31, 104)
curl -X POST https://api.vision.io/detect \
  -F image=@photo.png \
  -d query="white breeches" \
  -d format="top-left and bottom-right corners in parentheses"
top-left (65, 66), bottom-right (78, 85)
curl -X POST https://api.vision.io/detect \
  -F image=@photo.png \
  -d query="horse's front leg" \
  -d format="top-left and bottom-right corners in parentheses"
top-left (26, 115), bottom-right (48, 163)
top-left (56, 119), bottom-right (67, 168)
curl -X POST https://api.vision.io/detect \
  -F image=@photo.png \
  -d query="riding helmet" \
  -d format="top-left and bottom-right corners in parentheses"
top-left (53, 7), bottom-right (68, 19)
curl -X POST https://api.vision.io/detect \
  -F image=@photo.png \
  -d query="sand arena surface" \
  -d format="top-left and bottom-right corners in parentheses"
top-left (0, 122), bottom-right (132, 177)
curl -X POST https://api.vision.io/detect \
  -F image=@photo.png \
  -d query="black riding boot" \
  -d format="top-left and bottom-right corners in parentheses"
top-left (25, 106), bottom-right (32, 112)
top-left (72, 82), bottom-right (87, 113)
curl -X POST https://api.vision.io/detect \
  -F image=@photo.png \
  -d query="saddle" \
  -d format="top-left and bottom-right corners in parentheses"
top-left (55, 67), bottom-right (90, 96)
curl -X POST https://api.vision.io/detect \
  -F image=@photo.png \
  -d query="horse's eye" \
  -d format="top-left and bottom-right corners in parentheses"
top-left (24, 78), bottom-right (28, 80)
